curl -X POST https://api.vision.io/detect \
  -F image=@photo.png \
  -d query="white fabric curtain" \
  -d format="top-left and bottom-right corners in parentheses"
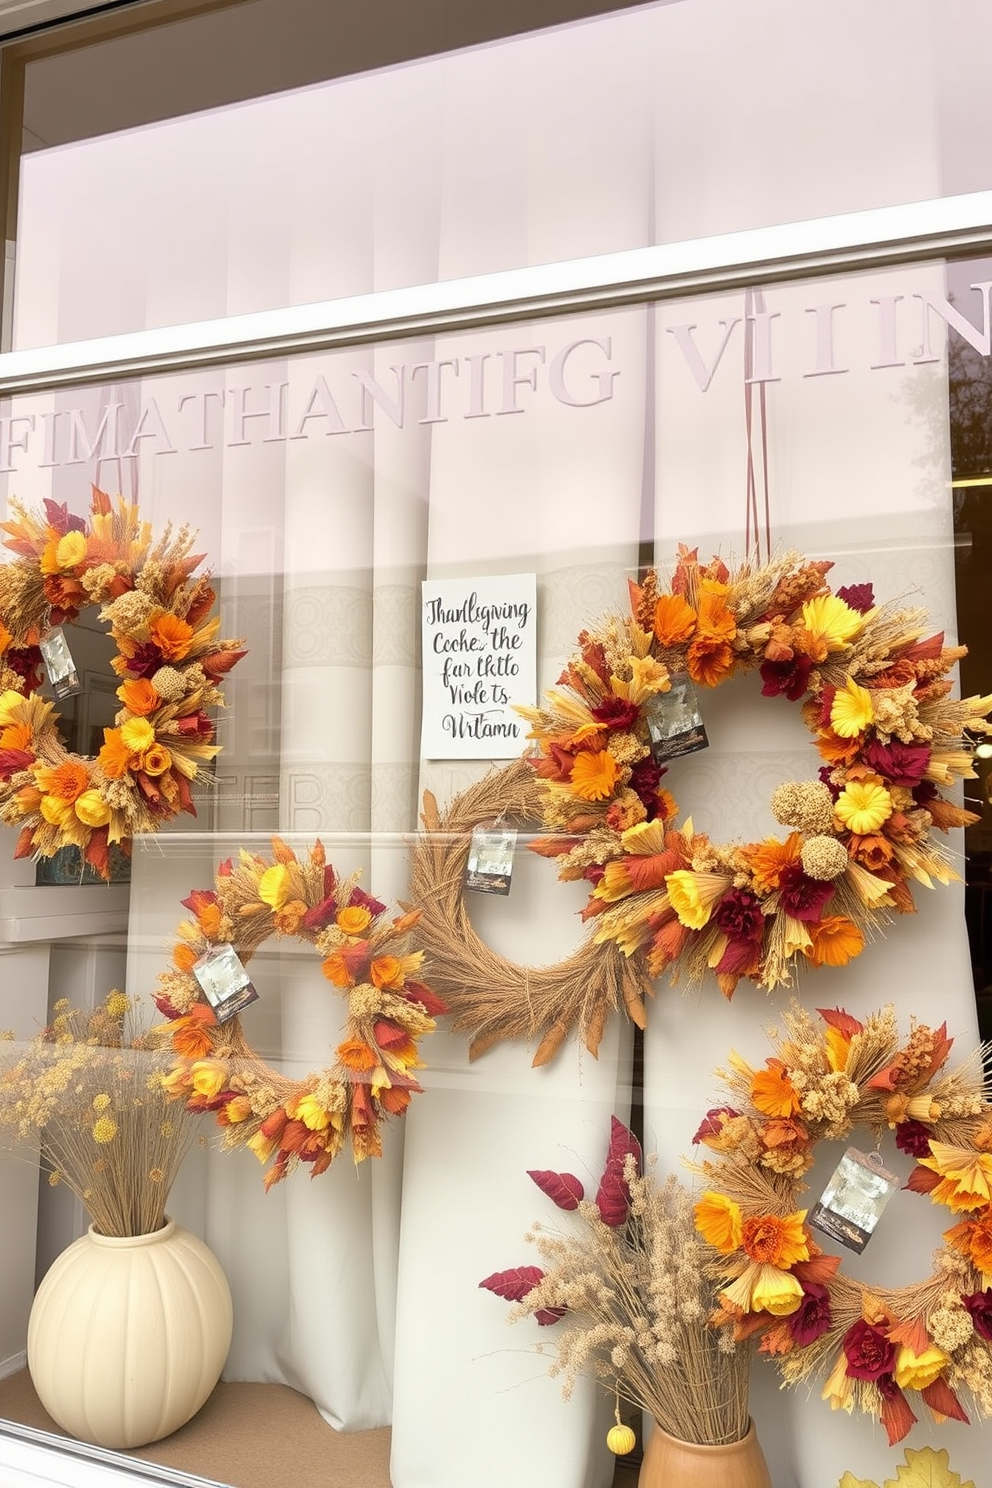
top-left (5, 3), bottom-right (991, 1486)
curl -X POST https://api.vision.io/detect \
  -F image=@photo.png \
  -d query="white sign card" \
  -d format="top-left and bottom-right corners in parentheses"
top-left (421, 575), bottom-right (537, 759)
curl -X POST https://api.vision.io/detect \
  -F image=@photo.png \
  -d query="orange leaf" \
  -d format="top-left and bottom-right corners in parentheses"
top-left (90, 485), bottom-right (112, 515)
top-left (886, 1314), bottom-right (930, 1354)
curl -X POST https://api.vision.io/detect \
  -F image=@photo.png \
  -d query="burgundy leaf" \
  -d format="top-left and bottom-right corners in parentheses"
top-left (401, 980), bottom-right (449, 1017)
top-left (527, 1169), bottom-right (584, 1210)
top-left (595, 1160), bottom-right (630, 1227)
top-left (479, 1265), bottom-right (544, 1302)
top-left (0, 748), bottom-right (34, 778)
top-left (535, 1306), bottom-right (567, 1326)
top-left (606, 1114), bottom-right (642, 1175)
top-left (43, 498), bottom-right (87, 535)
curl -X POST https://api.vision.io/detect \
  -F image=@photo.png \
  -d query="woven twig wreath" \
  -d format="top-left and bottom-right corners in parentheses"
top-left (694, 1004), bottom-right (992, 1445)
top-left (155, 838), bottom-right (446, 1188)
top-left (0, 488), bottom-right (245, 877)
top-left (411, 757), bottom-right (651, 1065)
top-left (521, 545), bottom-right (992, 998)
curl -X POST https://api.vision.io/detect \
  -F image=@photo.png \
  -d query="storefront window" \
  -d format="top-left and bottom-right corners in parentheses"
top-left (1, 4), bottom-right (992, 1487)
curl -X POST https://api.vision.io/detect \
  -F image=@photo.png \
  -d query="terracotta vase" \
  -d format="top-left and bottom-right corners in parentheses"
top-left (638, 1420), bottom-right (772, 1488)
top-left (27, 1218), bottom-right (233, 1450)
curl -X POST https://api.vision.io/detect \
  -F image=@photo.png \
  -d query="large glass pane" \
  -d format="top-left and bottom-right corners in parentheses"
top-left (13, 0), bottom-right (992, 346)
top-left (0, 258), bottom-right (989, 1488)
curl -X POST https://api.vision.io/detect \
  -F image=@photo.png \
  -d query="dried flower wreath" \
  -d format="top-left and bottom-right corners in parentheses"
top-left (694, 1004), bottom-right (992, 1445)
top-left (411, 758), bottom-right (649, 1065)
top-left (155, 839), bottom-right (446, 1188)
top-left (0, 489), bottom-right (245, 877)
top-left (522, 546), bottom-right (990, 1006)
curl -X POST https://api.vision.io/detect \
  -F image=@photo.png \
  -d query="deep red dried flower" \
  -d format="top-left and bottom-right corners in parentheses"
top-left (789, 1282), bottom-right (832, 1346)
top-left (843, 1320), bottom-right (895, 1381)
top-left (777, 863), bottom-right (835, 922)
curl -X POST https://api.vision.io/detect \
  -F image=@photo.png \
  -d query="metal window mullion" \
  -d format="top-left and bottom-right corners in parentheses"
top-left (0, 191), bottom-right (990, 395)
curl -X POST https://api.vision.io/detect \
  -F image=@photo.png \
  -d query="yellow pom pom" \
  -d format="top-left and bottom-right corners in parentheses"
top-left (606, 1424), bottom-right (636, 1456)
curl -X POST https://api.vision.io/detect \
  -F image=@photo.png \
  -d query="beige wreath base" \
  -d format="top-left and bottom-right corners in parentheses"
top-left (411, 758), bottom-right (653, 1065)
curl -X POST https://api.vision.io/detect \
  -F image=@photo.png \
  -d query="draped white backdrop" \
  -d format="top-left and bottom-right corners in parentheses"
top-left (2, 3), bottom-right (991, 1486)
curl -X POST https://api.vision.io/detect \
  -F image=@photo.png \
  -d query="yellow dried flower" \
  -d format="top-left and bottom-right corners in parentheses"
top-left (92, 1115), bottom-right (118, 1144)
top-left (92, 1093), bottom-right (111, 1112)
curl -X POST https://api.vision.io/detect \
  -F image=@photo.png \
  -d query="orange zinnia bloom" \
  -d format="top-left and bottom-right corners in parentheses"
top-left (740, 1210), bottom-right (809, 1268)
top-left (118, 678), bottom-right (160, 716)
top-left (0, 722), bottom-right (32, 751)
top-left (686, 636), bottom-right (735, 687)
top-left (337, 905), bottom-right (373, 935)
top-left (98, 728), bottom-right (133, 779)
top-left (34, 759), bottom-right (89, 803)
top-left (751, 1060), bottom-right (801, 1117)
top-left (171, 1013), bottom-right (216, 1059)
top-left (653, 593), bottom-right (696, 648)
top-left (945, 1212), bottom-right (992, 1276)
top-left (743, 833), bottom-right (802, 893)
top-left (805, 916), bottom-right (865, 968)
top-left (337, 1039), bottom-right (378, 1072)
top-left (569, 748), bottom-right (619, 802)
top-left (149, 611), bottom-right (195, 661)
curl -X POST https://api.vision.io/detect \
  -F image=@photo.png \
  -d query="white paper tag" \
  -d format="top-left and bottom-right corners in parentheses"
top-left (40, 627), bottom-right (82, 699)
top-left (193, 944), bottom-right (259, 1024)
top-left (809, 1147), bottom-right (900, 1253)
top-left (643, 673), bottom-right (708, 762)
top-left (464, 824), bottom-right (518, 896)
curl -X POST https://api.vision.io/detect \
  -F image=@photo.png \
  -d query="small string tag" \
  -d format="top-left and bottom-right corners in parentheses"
top-left (642, 673), bottom-right (708, 762)
top-left (809, 1146), bottom-right (900, 1254)
top-left (39, 626), bottom-right (82, 699)
top-left (464, 822), bottom-right (518, 896)
top-left (192, 944), bottom-right (259, 1024)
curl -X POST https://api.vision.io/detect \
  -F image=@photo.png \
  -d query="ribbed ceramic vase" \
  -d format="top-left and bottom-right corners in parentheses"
top-left (27, 1219), bottom-right (233, 1450)
top-left (638, 1421), bottom-right (772, 1488)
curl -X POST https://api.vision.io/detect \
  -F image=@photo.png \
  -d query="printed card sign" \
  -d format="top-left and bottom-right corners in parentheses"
top-left (421, 575), bottom-right (537, 759)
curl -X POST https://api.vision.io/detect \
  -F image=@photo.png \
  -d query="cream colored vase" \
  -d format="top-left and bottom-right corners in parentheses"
top-left (639, 1420), bottom-right (772, 1488)
top-left (27, 1219), bottom-right (233, 1450)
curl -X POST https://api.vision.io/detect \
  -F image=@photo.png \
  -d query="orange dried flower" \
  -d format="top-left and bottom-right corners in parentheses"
top-left (686, 636), bottom-right (735, 687)
top-left (97, 728), bottom-right (133, 779)
top-left (653, 593), bottom-right (696, 648)
top-left (742, 833), bottom-right (802, 893)
top-left (34, 760), bottom-right (89, 803)
top-left (805, 916), bottom-right (865, 968)
top-left (337, 1039), bottom-right (378, 1072)
top-left (751, 1060), bottom-right (801, 1118)
top-left (149, 611), bottom-right (194, 661)
top-left (740, 1211), bottom-right (809, 1268)
top-left (569, 749), bottom-right (619, 802)
top-left (118, 678), bottom-right (160, 716)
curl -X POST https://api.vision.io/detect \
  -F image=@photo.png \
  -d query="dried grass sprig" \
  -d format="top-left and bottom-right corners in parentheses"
top-left (481, 1121), bottom-right (752, 1448)
top-left (0, 993), bottom-right (198, 1237)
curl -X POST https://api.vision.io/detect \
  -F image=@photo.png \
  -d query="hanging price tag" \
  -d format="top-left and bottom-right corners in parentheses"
top-left (192, 944), bottom-right (259, 1024)
top-left (464, 823), bottom-right (518, 896)
top-left (809, 1147), bottom-right (900, 1253)
top-left (642, 673), bottom-right (708, 762)
top-left (39, 627), bottom-right (82, 699)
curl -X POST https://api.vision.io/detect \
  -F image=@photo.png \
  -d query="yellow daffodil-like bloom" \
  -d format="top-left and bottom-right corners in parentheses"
top-left (40, 795), bottom-right (74, 828)
top-left (694, 1191), bottom-right (743, 1252)
top-left (666, 869), bottom-right (731, 930)
top-left (0, 690), bottom-right (27, 728)
top-left (569, 749), bottom-right (619, 802)
top-left (55, 530), bottom-right (88, 569)
top-left (749, 1263), bottom-right (804, 1316)
top-left (74, 789), bottom-right (111, 827)
top-left (619, 654), bottom-right (672, 704)
top-left (247, 1128), bottom-right (280, 1164)
top-left (620, 818), bottom-right (669, 856)
top-left (287, 1093), bottom-right (334, 1131)
top-left (821, 1353), bottom-right (856, 1413)
top-left (337, 905), bottom-right (373, 935)
top-left (120, 716), bottom-right (155, 756)
top-left (257, 863), bottom-right (290, 911)
top-left (801, 594), bottom-right (866, 653)
top-left (834, 778), bottom-right (893, 836)
top-left (893, 1344), bottom-right (949, 1392)
top-left (189, 1059), bottom-right (229, 1101)
top-left (223, 1095), bottom-right (253, 1123)
top-left (92, 1115), bottom-right (118, 1144)
top-left (919, 1141), bottom-right (992, 1212)
top-left (829, 678), bottom-right (874, 738)
top-left (160, 1066), bottom-right (192, 1097)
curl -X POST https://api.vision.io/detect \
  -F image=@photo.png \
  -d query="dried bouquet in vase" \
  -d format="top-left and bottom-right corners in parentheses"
top-left (0, 991), bottom-right (200, 1237)
top-left (480, 1117), bottom-right (754, 1456)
